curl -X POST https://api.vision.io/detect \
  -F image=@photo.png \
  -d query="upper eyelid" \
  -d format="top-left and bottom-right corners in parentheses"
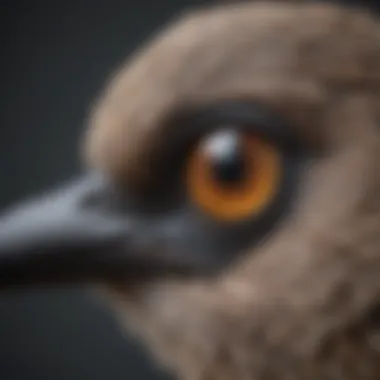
top-left (134, 101), bottom-right (307, 193)
top-left (158, 100), bottom-right (306, 158)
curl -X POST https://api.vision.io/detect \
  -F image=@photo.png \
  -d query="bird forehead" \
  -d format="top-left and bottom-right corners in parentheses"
top-left (84, 2), bottom-right (380, 188)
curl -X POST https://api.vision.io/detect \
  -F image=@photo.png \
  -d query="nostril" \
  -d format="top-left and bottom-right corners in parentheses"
top-left (79, 183), bottom-right (114, 210)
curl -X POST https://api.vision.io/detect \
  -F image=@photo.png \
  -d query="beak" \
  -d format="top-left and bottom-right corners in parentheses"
top-left (0, 173), bottom-right (183, 290)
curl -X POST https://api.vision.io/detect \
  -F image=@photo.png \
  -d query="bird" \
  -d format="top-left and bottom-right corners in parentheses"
top-left (0, 0), bottom-right (380, 379)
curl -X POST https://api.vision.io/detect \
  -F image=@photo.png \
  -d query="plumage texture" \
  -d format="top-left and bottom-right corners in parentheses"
top-left (83, 1), bottom-right (380, 379)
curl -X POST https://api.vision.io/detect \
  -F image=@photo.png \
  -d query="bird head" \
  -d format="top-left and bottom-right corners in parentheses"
top-left (1, 1), bottom-right (380, 379)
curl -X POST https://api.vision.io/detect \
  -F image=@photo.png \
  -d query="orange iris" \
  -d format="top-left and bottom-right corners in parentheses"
top-left (186, 132), bottom-right (281, 222)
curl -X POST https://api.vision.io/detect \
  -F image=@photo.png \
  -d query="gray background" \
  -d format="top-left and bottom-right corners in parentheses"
top-left (1, 1), bottom-right (379, 380)
top-left (0, 1), bottom-right (204, 379)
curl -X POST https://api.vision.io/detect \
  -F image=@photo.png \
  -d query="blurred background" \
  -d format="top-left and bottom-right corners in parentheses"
top-left (0, 1), bottom-right (204, 379)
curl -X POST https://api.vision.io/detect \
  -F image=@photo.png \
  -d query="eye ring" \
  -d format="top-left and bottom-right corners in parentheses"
top-left (186, 129), bottom-right (282, 222)
top-left (120, 102), bottom-right (305, 273)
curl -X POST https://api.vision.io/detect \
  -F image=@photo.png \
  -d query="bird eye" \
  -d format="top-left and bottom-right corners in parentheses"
top-left (186, 128), bottom-right (282, 222)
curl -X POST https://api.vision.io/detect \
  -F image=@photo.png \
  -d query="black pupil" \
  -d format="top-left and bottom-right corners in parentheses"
top-left (203, 129), bottom-right (247, 186)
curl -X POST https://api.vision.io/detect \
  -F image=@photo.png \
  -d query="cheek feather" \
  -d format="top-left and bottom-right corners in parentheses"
top-left (82, 1), bottom-right (380, 380)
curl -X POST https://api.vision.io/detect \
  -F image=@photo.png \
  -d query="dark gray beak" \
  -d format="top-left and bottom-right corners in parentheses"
top-left (0, 173), bottom-right (184, 289)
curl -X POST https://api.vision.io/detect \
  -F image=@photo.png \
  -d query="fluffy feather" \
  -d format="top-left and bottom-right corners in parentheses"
top-left (84, 2), bottom-right (380, 379)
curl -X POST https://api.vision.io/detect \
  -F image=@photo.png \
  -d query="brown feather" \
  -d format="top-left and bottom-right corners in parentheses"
top-left (84, 1), bottom-right (380, 379)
